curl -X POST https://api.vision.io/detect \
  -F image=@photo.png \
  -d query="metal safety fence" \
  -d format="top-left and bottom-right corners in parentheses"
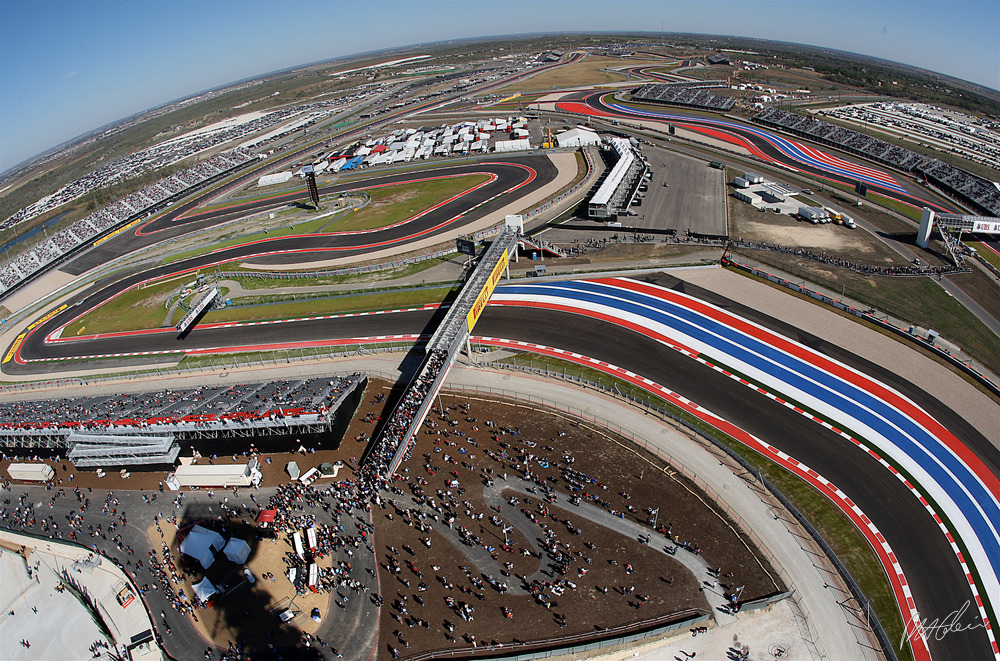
top-left (477, 360), bottom-right (893, 661)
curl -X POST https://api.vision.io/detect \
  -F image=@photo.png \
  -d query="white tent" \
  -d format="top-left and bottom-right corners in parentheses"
top-left (223, 538), bottom-right (251, 564)
top-left (556, 127), bottom-right (600, 148)
top-left (192, 577), bottom-right (218, 603)
top-left (180, 525), bottom-right (225, 569)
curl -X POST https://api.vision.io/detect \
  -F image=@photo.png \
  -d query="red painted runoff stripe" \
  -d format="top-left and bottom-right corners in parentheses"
top-left (472, 335), bottom-right (931, 661)
top-left (600, 277), bottom-right (1000, 499)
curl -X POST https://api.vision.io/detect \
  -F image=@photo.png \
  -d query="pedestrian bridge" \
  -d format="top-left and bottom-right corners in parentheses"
top-left (364, 223), bottom-right (534, 480)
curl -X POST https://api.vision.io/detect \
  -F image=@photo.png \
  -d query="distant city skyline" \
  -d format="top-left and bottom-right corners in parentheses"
top-left (2, 0), bottom-right (998, 173)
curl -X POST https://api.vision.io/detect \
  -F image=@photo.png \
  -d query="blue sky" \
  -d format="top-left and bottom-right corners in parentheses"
top-left (2, 0), bottom-right (998, 173)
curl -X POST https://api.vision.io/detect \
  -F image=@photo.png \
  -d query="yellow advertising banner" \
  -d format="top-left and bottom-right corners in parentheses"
top-left (94, 218), bottom-right (142, 246)
top-left (25, 304), bottom-right (66, 331)
top-left (466, 248), bottom-right (509, 333)
top-left (3, 333), bottom-right (25, 364)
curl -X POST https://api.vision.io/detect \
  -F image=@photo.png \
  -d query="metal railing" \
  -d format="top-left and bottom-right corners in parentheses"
top-left (479, 359), bottom-right (894, 661)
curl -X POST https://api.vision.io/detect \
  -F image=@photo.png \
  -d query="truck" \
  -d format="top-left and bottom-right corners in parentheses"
top-left (7, 463), bottom-right (55, 482)
top-left (823, 206), bottom-right (843, 223)
top-left (168, 458), bottom-right (262, 489)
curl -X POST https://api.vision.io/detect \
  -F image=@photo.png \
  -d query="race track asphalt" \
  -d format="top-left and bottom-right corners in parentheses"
top-left (10, 269), bottom-right (996, 659)
top-left (475, 294), bottom-right (992, 661)
top-left (62, 156), bottom-right (556, 275)
top-left (7, 134), bottom-right (996, 658)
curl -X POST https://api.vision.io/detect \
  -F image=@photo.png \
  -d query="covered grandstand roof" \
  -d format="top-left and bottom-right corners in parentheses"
top-left (591, 138), bottom-right (636, 207)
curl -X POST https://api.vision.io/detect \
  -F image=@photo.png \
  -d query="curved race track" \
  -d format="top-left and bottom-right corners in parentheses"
top-left (11, 275), bottom-right (999, 659)
top-left (5, 145), bottom-right (998, 660)
top-left (557, 91), bottom-right (960, 215)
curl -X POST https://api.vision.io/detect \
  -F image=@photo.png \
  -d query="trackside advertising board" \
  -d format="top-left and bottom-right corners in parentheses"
top-left (973, 219), bottom-right (1000, 234)
top-left (466, 248), bottom-right (509, 332)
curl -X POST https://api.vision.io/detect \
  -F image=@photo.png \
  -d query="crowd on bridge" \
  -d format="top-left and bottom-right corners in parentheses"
top-left (360, 349), bottom-right (450, 486)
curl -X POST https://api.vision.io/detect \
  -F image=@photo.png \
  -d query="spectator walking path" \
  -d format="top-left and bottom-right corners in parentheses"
top-left (441, 365), bottom-right (874, 660)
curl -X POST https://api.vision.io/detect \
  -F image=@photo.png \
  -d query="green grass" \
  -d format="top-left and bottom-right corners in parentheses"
top-left (969, 242), bottom-right (1000, 270)
top-left (64, 277), bottom-right (183, 336)
top-left (163, 174), bottom-right (489, 264)
top-left (162, 210), bottom-right (344, 264)
top-left (63, 278), bottom-right (458, 334)
top-left (495, 351), bottom-right (913, 661)
top-left (744, 453), bottom-right (914, 661)
top-left (335, 174), bottom-right (491, 232)
top-left (233, 254), bottom-right (457, 290)
top-left (199, 285), bottom-right (458, 324)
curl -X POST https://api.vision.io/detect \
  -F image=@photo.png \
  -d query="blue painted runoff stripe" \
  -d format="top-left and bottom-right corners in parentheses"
top-left (497, 280), bottom-right (1000, 576)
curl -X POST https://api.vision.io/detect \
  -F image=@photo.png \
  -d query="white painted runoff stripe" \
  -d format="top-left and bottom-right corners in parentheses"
top-left (473, 335), bottom-right (931, 658)
top-left (491, 284), bottom-right (998, 658)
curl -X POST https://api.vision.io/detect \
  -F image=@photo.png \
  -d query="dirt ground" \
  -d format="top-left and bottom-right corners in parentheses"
top-left (147, 520), bottom-right (331, 651)
top-left (356, 384), bottom-right (783, 658)
top-left (1, 377), bottom-right (784, 659)
top-left (728, 194), bottom-right (909, 265)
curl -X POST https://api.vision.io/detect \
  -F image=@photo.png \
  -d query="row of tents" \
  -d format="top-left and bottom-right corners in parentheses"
top-left (309, 118), bottom-right (532, 172)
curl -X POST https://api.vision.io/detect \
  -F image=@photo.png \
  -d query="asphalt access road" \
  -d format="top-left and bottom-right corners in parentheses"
top-left (10, 269), bottom-right (996, 658)
top-left (62, 156), bottom-right (555, 275)
top-left (579, 92), bottom-right (962, 215)
top-left (1, 484), bottom-right (379, 661)
top-left (630, 146), bottom-right (727, 236)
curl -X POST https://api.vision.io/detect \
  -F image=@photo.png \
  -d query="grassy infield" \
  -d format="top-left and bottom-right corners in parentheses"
top-left (164, 174), bottom-right (490, 264)
top-left (59, 86), bottom-right (1000, 660)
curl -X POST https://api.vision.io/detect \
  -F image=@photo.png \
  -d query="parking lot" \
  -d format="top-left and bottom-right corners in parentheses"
top-left (624, 146), bottom-right (727, 237)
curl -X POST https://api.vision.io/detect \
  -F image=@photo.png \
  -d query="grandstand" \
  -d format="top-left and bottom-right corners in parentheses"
top-left (752, 108), bottom-right (1000, 216)
top-left (0, 374), bottom-right (365, 467)
top-left (916, 160), bottom-right (1000, 217)
top-left (588, 137), bottom-right (643, 218)
top-left (632, 82), bottom-right (735, 112)
top-left (0, 148), bottom-right (257, 299)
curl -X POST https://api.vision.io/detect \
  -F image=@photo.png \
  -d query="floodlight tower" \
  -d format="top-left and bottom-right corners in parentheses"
top-left (302, 165), bottom-right (321, 209)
